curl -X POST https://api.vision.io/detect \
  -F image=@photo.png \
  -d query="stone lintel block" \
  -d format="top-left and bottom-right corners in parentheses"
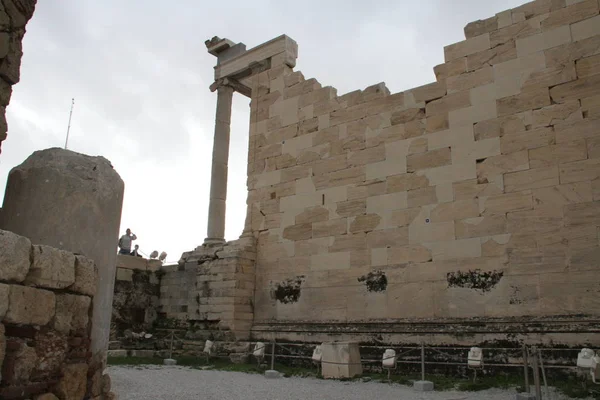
top-left (4, 285), bottom-right (55, 326)
top-left (444, 33), bottom-right (491, 62)
top-left (497, 88), bottom-right (551, 117)
top-left (550, 73), bottom-right (600, 104)
top-left (411, 81), bottom-right (447, 103)
top-left (570, 14), bottom-right (600, 41)
top-left (52, 293), bottom-right (92, 334)
top-left (0, 229), bottom-right (31, 283)
top-left (69, 255), bottom-right (97, 297)
top-left (540, 0), bottom-right (599, 31)
top-left (407, 147), bottom-right (452, 172)
top-left (516, 24), bottom-right (572, 57)
top-left (26, 244), bottom-right (76, 289)
top-left (464, 16), bottom-right (498, 39)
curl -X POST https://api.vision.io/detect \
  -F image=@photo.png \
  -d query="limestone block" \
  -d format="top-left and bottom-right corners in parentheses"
top-left (299, 87), bottom-right (337, 109)
top-left (407, 187), bottom-right (438, 208)
top-left (54, 363), bottom-right (88, 400)
top-left (550, 74), bottom-right (600, 103)
top-left (266, 125), bottom-right (297, 145)
top-left (313, 218), bottom-right (347, 238)
top-left (430, 200), bottom-right (479, 222)
top-left (426, 90), bottom-right (471, 116)
top-left (540, 0), bottom-right (599, 31)
top-left (366, 227), bottom-right (408, 248)
top-left (0, 229), bottom-right (31, 282)
top-left (282, 223), bottom-right (312, 241)
top-left (455, 215), bottom-right (507, 239)
top-left (336, 199), bottom-right (366, 217)
top-left (481, 191), bottom-right (534, 215)
top-left (6, 343), bottom-right (37, 384)
top-left (348, 145), bottom-right (385, 166)
top-left (0, 283), bottom-right (7, 318)
top-left (409, 218), bottom-right (455, 244)
top-left (387, 173), bottom-right (429, 193)
top-left (477, 150), bottom-right (530, 180)
top-left (320, 342), bottom-right (362, 379)
top-left (330, 233), bottom-right (366, 252)
top-left (466, 40), bottom-right (517, 72)
top-left (407, 147), bottom-right (451, 172)
top-left (571, 14), bottom-right (600, 41)
top-left (588, 137), bottom-right (600, 158)
top-left (565, 201), bottom-right (600, 226)
top-left (507, 207), bottom-right (564, 234)
top-left (529, 140), bottom-right (587, 168)
top-left (533, 181), bottom-right (593, 208)
top-left (388, 244), bottom-right (432, 263)
top-left (444, 33), bottom-right (491, 62)
top-left (366, 192), bottom-right (407, 213)
top-left (69, 255), bottom-right (97, 297)
top-left (429, 238), bottom-right (482, 260)
top-left (555, 118), bottom-right (600, 143)
top-left (532, 101), bottom-right (582, 127)
top-left (295, 206), bottom-right (329, 224)
top-left (577, 54), bottom-right (600, 78)
top-left (474, 114), bottom-right (529, 141)
top-left (505, 165), bottom-right (560, 192)
top-left (545, 34), bottom-right (600, 68)
top-left (464, 16), bottom-right (498, 39)
top-left (311, 252), bottom-right (351, 271)
top-left (350, 214), bottom-right (382, 233)
top-left (500, 127), bottom-right (555, 154)
top-left (447, 66), bottom-right (493, 94)
top-left (449, 101), bottom-right (498, 128)
top-left (454, 179), bottom-right (504, 200)
top-left (52, 293), bottom-right (91, 334)
top-left (425, 113), bottom-right (449, 133)
top-left (284, 78), bottom-right (320, 99)
top-left (295, 237), bottom-right (333, 256)
top-left (315, 166), bottom-right (366, 190)
top-left (390, 208), bottom-right (420, 227)
top-left (522, 62), bottom-right (577, 89)
top-left (497, 88), bottom-right (551, 117)
top-left (4, 284), bottom-right (55, 325)
top-left (313, 155), bottom-right (347, 175)
top-left (490, 18), bottom-right (541, 48)
top-left (496, 10), bottom-right (512, 28)
top-left (412, 81), bottom-right (446, 103)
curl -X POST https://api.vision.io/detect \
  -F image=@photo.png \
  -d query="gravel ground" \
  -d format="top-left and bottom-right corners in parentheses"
top-left (110, 365), bottom-right (583, 400)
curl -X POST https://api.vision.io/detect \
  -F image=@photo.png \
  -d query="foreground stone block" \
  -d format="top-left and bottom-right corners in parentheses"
top-left (0, 229), bottom-right (31, 282)
top-left (321, 341), bottom-right (362, 379)
top-left (69, 255), bottom-right (97, 297)
top-left (52, 293), bottom-right (91, 334)
top-left (0, 283), bottom-right (8, 318)
top-left (4, 285), bottom-right (55, 326)
top-left (26, 244), bottom-right (76, 289)
top-left (54, 363), bottom-right (88, 400)
top-left (414, 380), bottom-right (434, 391)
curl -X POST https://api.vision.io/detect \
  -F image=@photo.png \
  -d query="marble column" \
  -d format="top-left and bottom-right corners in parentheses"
top-left (205, 83), bottom-right (234, 244)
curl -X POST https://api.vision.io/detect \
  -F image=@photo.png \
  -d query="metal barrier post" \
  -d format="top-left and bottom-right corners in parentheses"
top-left (271, 340), bottom-right (275, 371)
top-left (532, 346), bottom-right (542, 400)
top-left (421, 342), bottom-right (425, 382)
top-left (522, 345), bottom-right (530, 393)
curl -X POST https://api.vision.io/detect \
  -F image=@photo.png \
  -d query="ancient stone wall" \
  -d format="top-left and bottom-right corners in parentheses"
top-left (161, 236), bottom-right (256, 340)
top-left (0, 229), bottom-right (115, 400)
top-left (246, 0), bottom-right (600, 345)
top-left (0, 0), bottom-right (37, 154)
top-left (111, 255), bottom-right (161, 339)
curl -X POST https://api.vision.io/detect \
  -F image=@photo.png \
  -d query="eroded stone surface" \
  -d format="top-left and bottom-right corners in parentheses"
top-left (0, 229), bottom-right (31, 282)
top-left (54, 363), bottom-right (88, 400)
top-left (26, 245), bottom-right (76, 289)
top-left (4, 285), bottom-right (55, 326)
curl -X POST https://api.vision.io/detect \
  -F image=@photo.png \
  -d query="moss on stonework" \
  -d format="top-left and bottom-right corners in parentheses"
top-left (446, 269), bottom-right (503, 293)
top-left (358, 270), bottom-right (387, 292)
top-left (272, 276), bottom-right (305, 304)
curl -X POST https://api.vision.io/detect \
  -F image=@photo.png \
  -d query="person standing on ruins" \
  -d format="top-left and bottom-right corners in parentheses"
top-left (118, 228), bottom-right (137, 255)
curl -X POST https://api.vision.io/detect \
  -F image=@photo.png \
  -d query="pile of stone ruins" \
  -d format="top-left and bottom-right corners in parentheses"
top-left (1, 0), bottom-right (600, 397)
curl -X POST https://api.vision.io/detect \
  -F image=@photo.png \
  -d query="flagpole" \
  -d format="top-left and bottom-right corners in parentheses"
top-left (64, 98), bottom-right (75, 149)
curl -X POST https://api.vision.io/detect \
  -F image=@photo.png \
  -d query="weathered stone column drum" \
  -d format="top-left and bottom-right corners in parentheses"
top-left (0, 147), bottom-right (124, 366)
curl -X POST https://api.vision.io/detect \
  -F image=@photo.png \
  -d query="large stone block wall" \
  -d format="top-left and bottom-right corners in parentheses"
top-left (0, 229), bottom-right (115, 400)
top-left (246, 0), bottom-right (600, 344)
top-left (111, 255), bottom-right (161, 339)
top-left (0, 0), bottom-right (37, 154)
top-left (160, 236), bottom-right (256, 340)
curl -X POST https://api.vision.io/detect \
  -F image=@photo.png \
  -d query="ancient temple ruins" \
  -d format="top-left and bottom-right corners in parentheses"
top-left (156, 0), bottom-right (600, 347)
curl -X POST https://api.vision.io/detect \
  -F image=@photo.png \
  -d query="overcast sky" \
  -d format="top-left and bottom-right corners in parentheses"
top-left (0, 0), bottom-right (526, 263)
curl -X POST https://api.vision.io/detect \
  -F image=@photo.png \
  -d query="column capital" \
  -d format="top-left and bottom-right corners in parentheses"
top-left (209, 77), bottom-right (251, 98)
